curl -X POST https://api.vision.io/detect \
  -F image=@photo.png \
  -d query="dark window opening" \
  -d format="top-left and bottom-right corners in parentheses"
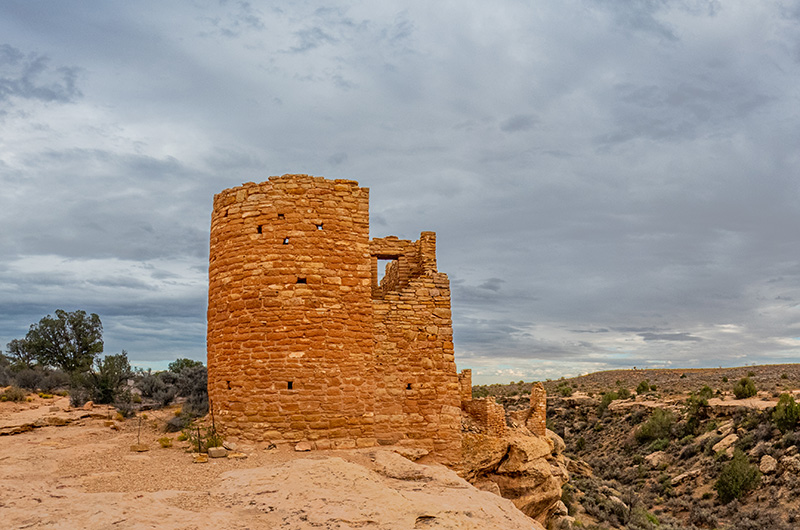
top-left (283, 237), bottom-right (289, 244)
top-left (257, 225), bottom-right (262, 234)
top-left (278, 213), bottom-right (285, 220)
top-left (288, 381), bottom-right (293, 390)
top-left (406, 383), bottom-right (412, 390)
top-left (224, 209), bottom-right (228, 217)
top-left (316, 223), bottom-right (323, 230)
top-left (296, 277), bottom-right (307, 284)
top-left (226, 380), bottom-right (231, 390)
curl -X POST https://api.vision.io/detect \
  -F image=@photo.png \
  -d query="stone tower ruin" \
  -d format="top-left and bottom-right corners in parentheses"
top-left (207, 175), bottom-right (461, 461)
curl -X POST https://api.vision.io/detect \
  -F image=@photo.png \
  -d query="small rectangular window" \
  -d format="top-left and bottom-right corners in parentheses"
top-left (278, 213), bottom-right (285, 219)
top-left (288, 381), bottom-right (293, 390)
top-left (316, 223), bottom-right (323, 230)
top-left (283, 237), bottom-right (289, 244)
top-left (257, 225), bottom-right (262, 234)
top-left (297, 277), bottom-right (307, 284)
top-left (406, 383), bottom-right (412, 390)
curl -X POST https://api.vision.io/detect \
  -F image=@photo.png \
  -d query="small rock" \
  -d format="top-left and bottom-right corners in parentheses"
top-left (474, 479), bottom-right (501, 496)
top-left (393, 447), bottom-right (429, 461)
top-left (295, 441), bottom-right (312, 452)
top-left (672, 468), bottom-right (701, 485)
top-left (83, 401), bottom-right (94, 411)
top-left (208, 446), bottom-right (227, 458)
top-left (222, 441), bottom-right (238, 451)
top-left (192, 453), bottom-right (208, 463)
top-left (104, 420), bottom-right (115, 427)
top-left (566, 457), bottom-right (593, 477)
top-left (760, 454), bottom-right (778, 474)
top-left (227, 452), bottom-right (248, 459)
top-left (645, 451), bottom-right (671, 467)
top-left (712, 434), bottom-right (738, 454)
top-left (782, 455), bottom-right (800, 473)
top-left (266, 442), bottom-right (277, 451)
top-left (49, 406), bottom-right (61, 412)
top-left (130, 444), bottom-right (149, 452)
top-left (552, 500), bottom-right (569, 517)
top-left (786, 445), bottom-right (799, 456)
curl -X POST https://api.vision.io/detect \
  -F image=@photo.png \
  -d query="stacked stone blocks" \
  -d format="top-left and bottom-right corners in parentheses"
top-left (207, 175), bottom-right (460, 461)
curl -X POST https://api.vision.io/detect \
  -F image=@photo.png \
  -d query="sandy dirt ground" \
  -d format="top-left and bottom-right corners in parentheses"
top-left (0, 395), bottom-right (541, 530)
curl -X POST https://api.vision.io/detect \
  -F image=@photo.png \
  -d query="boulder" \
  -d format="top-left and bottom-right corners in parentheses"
top-left (497, 435), bottom-right (554, 474)
top-left (294, 441), bottom-right (312, 452)
top-left (672, 468), bottom-right (701, 485)
top-left (460, 433), bottom-right (510, 480)
top-left (782, 455), bottom-right (800, 473)
top-left (565, 457), bottom-right (593, 477)
top-left (546, 430), bottom-right (566, 455)
top-left (645, 451), bottom-right (670, 467)
top-left (208, 446), bottom-right (227, 458)
top-left (712, 434), bottom-right (738, 455)
top-left (760, 454), bottom-right (778, 474)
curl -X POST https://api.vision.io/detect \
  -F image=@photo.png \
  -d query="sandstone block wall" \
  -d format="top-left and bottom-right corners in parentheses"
top-left (458, 369), bottom-right (473, 405)
top-left (207, 174), bottom-right (461, 460)
top-left (528, 382), bottom-right (547, 436)
top-left (371, 233), bottom-right (461, 461)
top-left (464, 398), bottom-right (507, 438)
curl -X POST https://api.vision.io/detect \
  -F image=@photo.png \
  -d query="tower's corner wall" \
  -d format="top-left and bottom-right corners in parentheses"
top-left (371, 232), bottom-right (461, 463)
top-left (207, 174), bottom-right (375, 448)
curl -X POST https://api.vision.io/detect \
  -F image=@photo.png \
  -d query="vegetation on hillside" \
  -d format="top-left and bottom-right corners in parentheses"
top-left (479, 365), bottom-right (800, 530)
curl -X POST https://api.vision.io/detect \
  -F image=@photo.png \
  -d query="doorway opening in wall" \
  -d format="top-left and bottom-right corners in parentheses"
top-left (406, 383), bottom-right (412, 390)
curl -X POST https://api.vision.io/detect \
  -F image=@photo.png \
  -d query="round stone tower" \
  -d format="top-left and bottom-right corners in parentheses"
top-left (207, 175), bottom-right (376, 447)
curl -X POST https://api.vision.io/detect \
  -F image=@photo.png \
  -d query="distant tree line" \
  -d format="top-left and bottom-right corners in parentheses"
top-left (1, 309), bottom-right (207, 423)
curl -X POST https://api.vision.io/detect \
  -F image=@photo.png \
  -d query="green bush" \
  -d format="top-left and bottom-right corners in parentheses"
top-left (559, 384), bottom-right (574, 397)
top-left (636, 408), bottom-right (675, 444)
top-left (636, 380), bottom-right (651, 394)
top-left (685, 393), bottom-right (709, 435)
top-left (722, 376), bottom-right (729, 383)
top-left (714, 449), bottom-right (760, 503)
top-left (733, 377), bottom-right (757, 399)
top-left (617, 387), bottom-right (631, 399)
top-left (698, 385), bottom-right (714, 400)
top-left (773, 393), bottom-right (800, 433)
top-left (598, 391), bottom-right (618, 416)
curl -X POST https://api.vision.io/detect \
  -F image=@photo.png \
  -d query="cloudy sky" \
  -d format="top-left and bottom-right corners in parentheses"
top-left (1, 1), bottom-right (799, 383)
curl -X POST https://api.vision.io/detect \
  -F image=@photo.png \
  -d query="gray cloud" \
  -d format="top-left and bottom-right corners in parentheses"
top-left (1, 1), bottom-right (799, 383)
top-left (0, 44), bottom-right (81, 105)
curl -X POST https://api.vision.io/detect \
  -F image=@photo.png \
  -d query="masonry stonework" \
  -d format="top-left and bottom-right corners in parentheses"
top-left (207, 175), bottom-right (460, 461)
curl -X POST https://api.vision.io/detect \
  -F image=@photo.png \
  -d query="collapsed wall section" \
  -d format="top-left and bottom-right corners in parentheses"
top-left (371, 233), bottom-right (461, 463)
top-left (207, 175), bottom-right (376, 448)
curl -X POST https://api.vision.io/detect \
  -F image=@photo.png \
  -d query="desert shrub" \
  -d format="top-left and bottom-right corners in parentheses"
top-left (559, 384), bottom-right (573, 397)
top-left (698, 385), bottom-right (714, 399)
top-left (685, 392), bottom-right (710, 435)
top-left (715, 449), bottom-right (761, 503)
top-left (722, 376), bottom-right (729, 383)
top-left (617, 387), bottom-right (631, 399)
top-left (38, 370), bottom-right (69, 393)
top-left (177, 365), bottom-right (208, 416)
top-left (14, 368), bottom-right (45, 391)
top-left (80, 352), bottom-right (133, 404)
top-left (649, 438), bottom-right (670, 452)
top-left (733, 377), bottom-right (757, 399)
top-left (576, 436), bottom-right (586, 451)
top-left (782, 373), bottom-right (789, 380)
top-left (747, 371), bottom-right (756, 377)
top-left (636, 380), bottom-right (651, 394)
top-left (598, 391), bottom-right (618, 416)
top-left (773, 393), bottom-right (800, 433)
top-left (158, 436), bottom-right (173, 448)
top-left (1, 386), bottom-right (28, 402)
top-left (68, 386), bottom-right (90, 407)
top-left (689, 503), bottom-right (717, 528)
top-left (183, 422), bottom-right (224, 453)
top-left (636, 408), bottom-right (675, 444)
